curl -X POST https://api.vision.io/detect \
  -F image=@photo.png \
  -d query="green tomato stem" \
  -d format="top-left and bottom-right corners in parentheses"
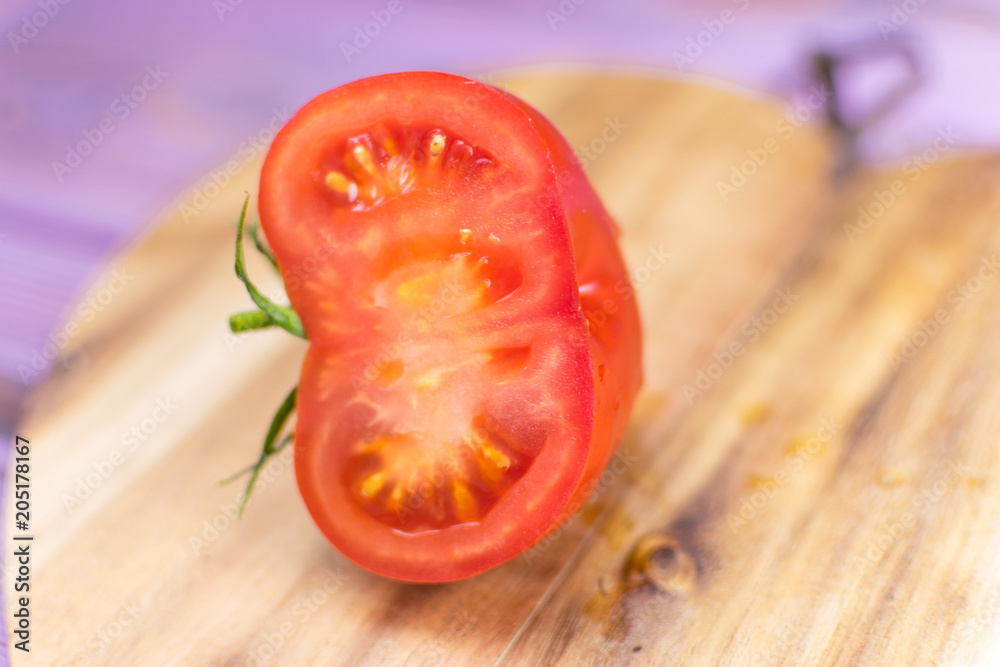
top-left (220, 385), bottom-right (298, 517)
top-left (229, 310), bottom-right (276, 333)
top-left (234, 194), bottom-right (307, 339)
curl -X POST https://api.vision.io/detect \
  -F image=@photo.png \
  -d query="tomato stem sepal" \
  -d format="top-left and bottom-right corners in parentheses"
top-left (220, 385), bottom-right (298, 517)
top-left (224, 196), bottom-right (307, 517)
top-left (233, 193), bottom-right (307, 340)
top-left (249, 220), bottom-right (279, 272)
top-left (229, 309), bottom-right (276, 333)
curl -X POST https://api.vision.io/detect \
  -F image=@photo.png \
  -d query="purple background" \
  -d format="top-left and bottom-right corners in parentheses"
top-left (1, 0), bottom-right (999, 662)
top-left (3, 0), bottom-right (1000, 428)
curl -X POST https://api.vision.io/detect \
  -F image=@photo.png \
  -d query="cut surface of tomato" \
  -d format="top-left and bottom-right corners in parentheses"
top-left (259, 72), bottom-right (641, 582)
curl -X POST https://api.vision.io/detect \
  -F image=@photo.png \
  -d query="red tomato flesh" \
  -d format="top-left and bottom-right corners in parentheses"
top-left (259, 72), bottom-right (641, 582)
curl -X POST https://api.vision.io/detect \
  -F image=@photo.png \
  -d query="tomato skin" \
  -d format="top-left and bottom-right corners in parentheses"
top-left (259, 72), bottom-right (641, 582)
top-left (506, 95), bottom-right (643, 511)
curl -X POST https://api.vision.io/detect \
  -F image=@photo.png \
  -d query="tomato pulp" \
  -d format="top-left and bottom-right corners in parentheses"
top-left (259, 72), bottom-right (642, 582)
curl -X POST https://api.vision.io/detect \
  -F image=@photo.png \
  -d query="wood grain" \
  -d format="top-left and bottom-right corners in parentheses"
top-left (7, 70), bottom-right (1000, 666)
top-left (504, 149), bottom-right (1000, 667)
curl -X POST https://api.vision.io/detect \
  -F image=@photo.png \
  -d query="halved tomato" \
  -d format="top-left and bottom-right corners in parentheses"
top-left (259, 72), bottom-right (641, 582)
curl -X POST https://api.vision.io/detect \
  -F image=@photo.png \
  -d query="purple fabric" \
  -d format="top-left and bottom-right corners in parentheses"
top-left (0, 1), bottom-right (998, 660)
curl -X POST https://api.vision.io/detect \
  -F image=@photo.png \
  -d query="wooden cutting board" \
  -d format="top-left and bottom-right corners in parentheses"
top-left (8, 70), bottom-right (1000, 666)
